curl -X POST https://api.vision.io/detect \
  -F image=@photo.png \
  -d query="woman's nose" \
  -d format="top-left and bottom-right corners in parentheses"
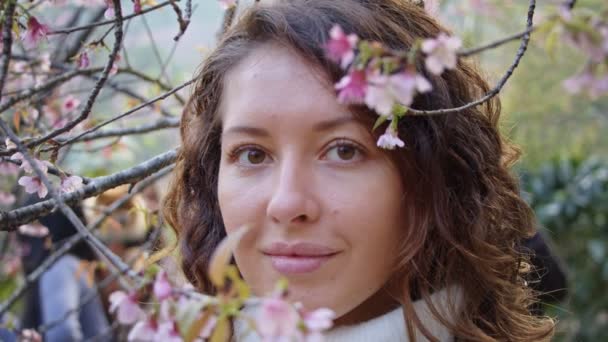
top-left (266, 161), bottom-right (321, 226)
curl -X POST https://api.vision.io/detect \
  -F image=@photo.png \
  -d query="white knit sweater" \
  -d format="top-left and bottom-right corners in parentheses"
top-left (234, 287), bottom-right (458, 342)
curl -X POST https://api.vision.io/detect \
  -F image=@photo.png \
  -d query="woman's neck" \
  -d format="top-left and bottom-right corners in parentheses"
top-left (332, 286), bottom-right (402, 327)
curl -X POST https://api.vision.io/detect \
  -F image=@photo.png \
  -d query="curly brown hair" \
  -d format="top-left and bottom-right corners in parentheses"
top-left (163, 0), bottom-right (555, 340)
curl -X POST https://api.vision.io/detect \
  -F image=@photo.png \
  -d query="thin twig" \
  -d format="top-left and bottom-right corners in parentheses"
top-left (56, 117), bottom-right (180, 143)
top-left (0, 1), bottom-right (16, 101)
top-left (48, 1), bottom-right (173, 35)
top-left (169, 0), bottom-right (191, 41)
top-left (407, 0), bottom-right (537, 115)
top-left (0, 68), bottom-right (104, 115)
top-left (52, 79), bottom-right (194, 149)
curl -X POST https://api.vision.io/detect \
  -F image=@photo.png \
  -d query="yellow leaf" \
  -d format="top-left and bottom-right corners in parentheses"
top-left (208, 225), bottom-right (249, 288)
top-left (210, 316), bottom-right (229, 342)
top-left (13, 111), bottom-right (20, 133)
top-left (184, 310), bottom-right (214, 342)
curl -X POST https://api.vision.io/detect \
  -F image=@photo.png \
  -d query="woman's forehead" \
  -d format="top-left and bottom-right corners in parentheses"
top-left (220, 43), bottom-right (352, 131)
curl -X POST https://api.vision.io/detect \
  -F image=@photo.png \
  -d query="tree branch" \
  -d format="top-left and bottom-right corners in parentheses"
top-left (0, 148), bottom-right (177, 230)
top-left (47, 1), bottom-right (173, 36)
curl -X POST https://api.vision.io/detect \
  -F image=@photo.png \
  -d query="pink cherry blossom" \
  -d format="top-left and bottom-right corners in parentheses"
top-left (155, 321), bottom-right (182, 342)
top-left (421, 33), bottom-right (462, 75)
top-left (563, 71), bottom-right (608, 99)
top-left (104, 0), bottom-right (115, 19)
top-left (256, 297), bottom-right (300, 340)
top-left (22, 17), bottom-right (50, 48)
top-left (218, 0), bottom-right (237, 10)
top-left (18, 176), bottom-right (48, 198)
top-left (18, 224), bottom-right (49, 237)
top-left (377, 126), bottom-right (405, 150)
top-left (0, 191), bottom-right (16, 206)
top-left (109, 291), bottom-right (145, 325)
top-left (302, 308), bottom-right (335, 332)
top-left (110, 54), bottom-right (121, 76)
top-left (60, 175), bottom-right (83, 194)
top-left (39, 53), bottom-right (51, 72)
top-left (2, 256), bottom-right (21, 276)
top-left (133, 0), bottom-right (142, 13)
top-left (10, 153), bottom-right (52, 174)
top-left (78, 50), bottom-right (91, 68)
top-left (63, 95), bottom-right (81, 113)
top-left (153, 270), bottom-right (173, 301)
top-left (325, 24), bottom-right (358, 69)
top-left (128, 319), bottom-right (157, 341)
top-left (364, 71), bottom-right (432, 116)
top-left (335, 69), bottom-right (367, 104)
top-left (0, 161), bottom-right (19, 175)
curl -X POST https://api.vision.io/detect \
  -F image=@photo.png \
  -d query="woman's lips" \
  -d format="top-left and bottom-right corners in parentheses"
top-left (261, 242), bottom-right (340, 275)
top-left (268, 254), bottom-right (337, 275)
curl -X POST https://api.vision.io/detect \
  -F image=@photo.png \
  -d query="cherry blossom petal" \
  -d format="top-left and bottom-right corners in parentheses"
top-left (153, 270), bottom-right (173, 301)
top-left (335, 69), bottom-right (367, 104)
top-left (326, 25), bottom-right (358, 69)
top-left (18, 176), bottom-right (48, 198)
top-left (128, 319), bottom-right (157, 341)
top-left (377, 126), bottom-right (405, 150)
top-left (60, 175), bottom-right (84, 194)
top-left (22, 17), bottom-right (50, 48)
top-left (0, 191), bottom-right (15, 206)
top-left (303, 308), bottom-right (335, 332)
top-left (256, 297), bottom-right (300, 340)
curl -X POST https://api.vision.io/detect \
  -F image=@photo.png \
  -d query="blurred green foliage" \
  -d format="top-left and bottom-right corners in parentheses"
top-left (520, 156), bottom-right (608, 341)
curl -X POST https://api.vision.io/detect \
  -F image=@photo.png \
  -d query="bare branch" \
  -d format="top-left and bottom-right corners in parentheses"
top-left (52, 79), bottom-right (193, 149)
top-left (56, 117), bottom-right (180, 143)
top-left (406, 0), bottom-right (537, 115)
top-left (48, 1), bottom-right (173, 36)
top-left (0, 1), bottom-right (16, 100)
top-left (169, 0), bottom-right (191, 41)
top-left (0, 148), bottom-right (177, 230)
top-left (0, 157), bottom-right (92, 184)
top-left (0, 68), bottom-right (104, 114)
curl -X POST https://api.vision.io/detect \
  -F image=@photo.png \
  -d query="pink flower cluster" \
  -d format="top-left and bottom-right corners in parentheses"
top-left (5, 138), bottom-right (83, 199)
top-left (21, 16), bottom-right (49, 49)
top-left (108, 268), bottom-right (336, 341)
top-left (324, 25), bottom-right (461, 149)
top-left (559, 7), bottom-right (608, 99)
top-left (109, 271), bottom-right (219, 341)
top-left (255, 296), bottom-right (335, 342)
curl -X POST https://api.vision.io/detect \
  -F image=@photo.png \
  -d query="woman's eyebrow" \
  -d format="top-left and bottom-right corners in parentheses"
top-left (223, 125), bottom-right (270, 137)
top-left (223, 116), bottom-right (356, 137)
top-left (312, 116), bottom-right (357, 132)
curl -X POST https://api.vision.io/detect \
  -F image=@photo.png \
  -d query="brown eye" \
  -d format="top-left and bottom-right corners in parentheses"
top-left (236, 147), bottom-right (268, 165)
top-left (325, 142), bottom-right (362, 162)
top-left (336, 145), bottom-right (355, 160)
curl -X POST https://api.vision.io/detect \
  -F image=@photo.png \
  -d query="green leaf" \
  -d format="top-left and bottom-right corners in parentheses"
top-left (372, 115), bottom-right (388, 131)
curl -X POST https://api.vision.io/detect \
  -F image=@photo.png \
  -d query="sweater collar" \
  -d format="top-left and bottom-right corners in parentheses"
top-left (324, 286), bottom-right (456, 342)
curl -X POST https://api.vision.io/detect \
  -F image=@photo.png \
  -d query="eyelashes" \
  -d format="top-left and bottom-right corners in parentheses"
top-left (225, 138), bottom-right (368, 167)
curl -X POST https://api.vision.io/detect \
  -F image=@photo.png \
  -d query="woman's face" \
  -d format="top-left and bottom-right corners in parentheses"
top-left (218, 43), bottom-right (405, 318)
